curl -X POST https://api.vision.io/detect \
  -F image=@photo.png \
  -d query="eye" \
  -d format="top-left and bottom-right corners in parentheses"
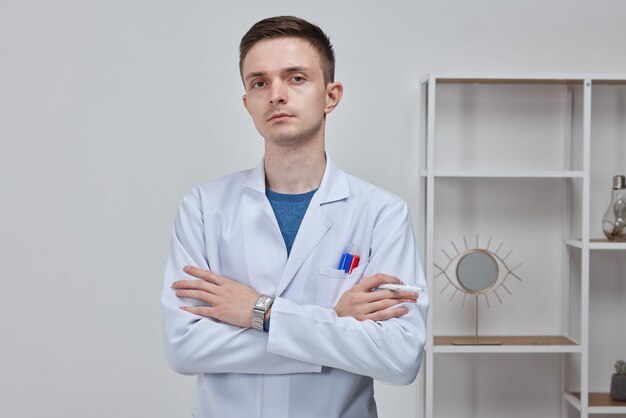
top-left (251, 81), bottom-right (266, 89)
top-left (291, 76), bottom-right (305, 83)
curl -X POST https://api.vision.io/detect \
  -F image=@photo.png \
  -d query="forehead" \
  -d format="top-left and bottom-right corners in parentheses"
top-left (242, 37), bottom-right (323, 76)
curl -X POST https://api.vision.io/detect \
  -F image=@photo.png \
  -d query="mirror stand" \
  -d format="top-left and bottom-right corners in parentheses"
top-left (451, 295), bottom-right (501, 345)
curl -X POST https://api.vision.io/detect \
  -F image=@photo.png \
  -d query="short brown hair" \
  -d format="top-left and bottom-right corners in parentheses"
top-left (239, 16), bottom-right (335, 86)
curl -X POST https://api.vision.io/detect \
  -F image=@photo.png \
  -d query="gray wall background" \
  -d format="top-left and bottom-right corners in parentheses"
top-left (1, 1), bottom-right (625, 417)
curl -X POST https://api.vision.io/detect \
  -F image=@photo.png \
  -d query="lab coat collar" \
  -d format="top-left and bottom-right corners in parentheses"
top-left (315, 155), bottom-right (350, 204)
top-left (242, 159), bottom-right (267, 195)
top-left (242, 153), bottom-right (350, 204)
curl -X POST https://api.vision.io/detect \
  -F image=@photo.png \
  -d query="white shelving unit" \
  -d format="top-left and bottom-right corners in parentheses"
top-left (419, 73), bottom-right (626, 418)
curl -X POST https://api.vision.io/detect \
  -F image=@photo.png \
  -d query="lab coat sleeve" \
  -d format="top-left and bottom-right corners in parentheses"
top-left (161, 188), bottom-right (321, 376)
top-left (267, 200), bottom-right (429, 385)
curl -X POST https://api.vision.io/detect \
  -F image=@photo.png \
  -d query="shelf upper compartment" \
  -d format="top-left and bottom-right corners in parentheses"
top-left (419, 170), bottom-right (584, 178)
top-left (433, 335), bottom-right (580, 353)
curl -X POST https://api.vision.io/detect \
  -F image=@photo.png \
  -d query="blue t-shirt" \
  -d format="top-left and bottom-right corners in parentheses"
top-left (265, 188), bottom-right (317, 256)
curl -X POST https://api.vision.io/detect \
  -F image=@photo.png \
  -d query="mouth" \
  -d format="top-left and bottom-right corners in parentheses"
top-left (267, 112), bottom-right (293, 122)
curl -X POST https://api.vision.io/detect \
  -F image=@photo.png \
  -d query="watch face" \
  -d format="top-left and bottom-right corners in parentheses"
top-left (255, 296), bottom-right (272, 310)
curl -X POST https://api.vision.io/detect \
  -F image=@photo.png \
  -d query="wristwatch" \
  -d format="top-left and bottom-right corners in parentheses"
top-left (252, 295), bottom-right (274, 331)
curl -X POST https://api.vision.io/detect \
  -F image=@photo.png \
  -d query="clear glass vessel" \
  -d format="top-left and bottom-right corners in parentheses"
top-left (602, 175), bottom-right (626, 241)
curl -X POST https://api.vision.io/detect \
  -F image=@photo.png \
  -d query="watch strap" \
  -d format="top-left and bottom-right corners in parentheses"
top-left (252, 295), bottom-right (274, 331)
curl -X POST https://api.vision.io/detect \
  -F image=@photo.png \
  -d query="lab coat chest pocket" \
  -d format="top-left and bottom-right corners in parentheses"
top-left (316, 263), bottom-right (368, 308)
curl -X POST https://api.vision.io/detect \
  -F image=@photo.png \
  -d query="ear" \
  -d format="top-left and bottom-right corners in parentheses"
top-left (324, 82), bottom-right (343, 115)
top-left (242, 94), bottom-right (250, 114)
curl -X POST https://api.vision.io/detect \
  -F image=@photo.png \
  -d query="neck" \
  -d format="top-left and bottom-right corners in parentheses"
top-left (264, 140), bottom-right (326, 194)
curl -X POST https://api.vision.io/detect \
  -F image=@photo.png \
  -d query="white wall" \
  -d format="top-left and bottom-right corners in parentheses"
top-left (1, 1), bottom-right (625, 417)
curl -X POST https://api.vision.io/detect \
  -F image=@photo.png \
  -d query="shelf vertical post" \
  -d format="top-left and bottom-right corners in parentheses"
top-left (424, 73), bottom-right (436, 418)
top-left (580, 79), bottom-right (592, 417)
top-left (561, 84), bottom-right (574, 418)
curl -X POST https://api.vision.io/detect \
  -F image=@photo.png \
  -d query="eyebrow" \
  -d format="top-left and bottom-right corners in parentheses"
top-left (244, 71), bottom-right (265, 81)
top-left (284, 66), bottom-right (309, 74)
top-left (244, 66), bottom-right (311, 81)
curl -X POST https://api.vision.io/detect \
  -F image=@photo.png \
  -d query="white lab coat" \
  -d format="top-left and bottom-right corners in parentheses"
top-left (161, 156), bottom-right (429, 418)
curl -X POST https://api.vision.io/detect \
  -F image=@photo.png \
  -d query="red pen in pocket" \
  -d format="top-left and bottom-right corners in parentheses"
top-left (347, 248), bottom-right (360, 274)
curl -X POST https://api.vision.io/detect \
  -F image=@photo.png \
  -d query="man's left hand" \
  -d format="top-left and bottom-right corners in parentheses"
top-left (172, 266), bottom-right (259, 328)
top-left (334, 273), bottom-right (418, 321)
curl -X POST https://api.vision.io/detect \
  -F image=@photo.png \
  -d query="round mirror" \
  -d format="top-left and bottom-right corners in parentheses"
top-left (455, 250), bottom-right (498, 294)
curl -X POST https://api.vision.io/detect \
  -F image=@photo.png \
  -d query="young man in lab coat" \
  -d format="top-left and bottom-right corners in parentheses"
top-left (162, 16), bottom-right (429, 418)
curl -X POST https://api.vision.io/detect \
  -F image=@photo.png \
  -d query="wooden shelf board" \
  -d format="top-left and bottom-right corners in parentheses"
top-left (591, 79), bottom-right (626, 85)
top-left (421, 73), bottom-right (586, 84)
top-left (564, 238), bottom-right (626, 250)
top-left (437, 78), bottom-right (583, 85)
top-left (419, 73), bottom-right (626, 85)
top-left (433, 335), bottom-right (580, 353)
top-left (590, 239), bottom-right (626, 250)
top-left (435, 335), bottom-right (577, 345)
top-left (571, 392), bottom-right (626, 413)
top-left (418, 170), bottom-right (584, 178)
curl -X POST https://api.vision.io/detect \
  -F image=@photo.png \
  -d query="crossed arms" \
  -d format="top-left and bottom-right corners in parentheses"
top-left (161, 187), bottom-right (428, 384)
top-left (172, 267), bottom-right (418, 326)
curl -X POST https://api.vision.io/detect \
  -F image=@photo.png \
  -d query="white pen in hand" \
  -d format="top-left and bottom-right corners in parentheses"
top-left (375, 283), bottom-right (426, 293)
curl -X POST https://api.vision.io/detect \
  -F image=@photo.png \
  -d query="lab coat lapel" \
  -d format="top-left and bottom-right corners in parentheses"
top-left (274, 194), bottom-right (331, 296)
top-left (274, 156), bottom-right (350, 296)
top-left (241, 160), bottom-right (288, 295)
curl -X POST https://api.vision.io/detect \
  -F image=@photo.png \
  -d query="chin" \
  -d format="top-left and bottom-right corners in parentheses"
top-left (266, 135), bottom-right (301, 146)
top-left (262, 123), bottom-right (323, 147)
top-left (264, 129), bottom-right (301, 144)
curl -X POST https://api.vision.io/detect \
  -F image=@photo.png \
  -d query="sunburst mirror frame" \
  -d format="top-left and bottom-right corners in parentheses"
top-left (434, 235), bottom-right (523, 345)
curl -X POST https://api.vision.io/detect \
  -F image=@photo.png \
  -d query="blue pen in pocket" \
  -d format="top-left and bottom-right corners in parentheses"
top-left (337, 251), bottom-right (353, 273)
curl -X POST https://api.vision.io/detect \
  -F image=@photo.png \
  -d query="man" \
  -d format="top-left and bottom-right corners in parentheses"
top-left (162, 16), bottom-right (428, 418)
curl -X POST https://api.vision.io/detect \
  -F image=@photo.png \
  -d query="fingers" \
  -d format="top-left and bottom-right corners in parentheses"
top-left (174, 288), bottom-right (216, 305)
top-left (356, 273), bottom-right (402, 291)
top-left (183, 265), bottom-right (224, 285)
top-left (366, 289), bottom-right (418, 303)
top-left (180, 306), bottom-right (214, 317)
top-left (357, 274), bottom-right (417, 302)
top-left (172, 277), bottom-right (220, 305)
top-left (172, 278), bottom-right (219, 293)
top-left (347, 302), bottom-right (411, 321)
top-left (366, 298), bottom-right (412, 314)
top-left (338, 292), bottom-right (414, 319)
top-left (364, 306), bottom-right (409, 321)
top-left (172, 267), bottom-right (226, 299)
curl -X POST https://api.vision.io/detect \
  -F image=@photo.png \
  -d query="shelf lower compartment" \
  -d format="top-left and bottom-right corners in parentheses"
top-left (567, 392), bottom-right (626, 414)
top-left (433, 335), bottom-right (580, 353)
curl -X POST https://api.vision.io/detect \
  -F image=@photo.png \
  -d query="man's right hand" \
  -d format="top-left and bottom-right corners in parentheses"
top-left (334, 273), bottom-right (418, 321)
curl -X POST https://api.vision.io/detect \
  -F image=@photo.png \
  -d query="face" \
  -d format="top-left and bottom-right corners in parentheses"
top-left (241, 37), bottom-right (342, 147)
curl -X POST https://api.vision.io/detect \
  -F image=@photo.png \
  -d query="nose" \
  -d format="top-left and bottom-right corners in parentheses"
top-left (269, 81), bottom-right (287, 105)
